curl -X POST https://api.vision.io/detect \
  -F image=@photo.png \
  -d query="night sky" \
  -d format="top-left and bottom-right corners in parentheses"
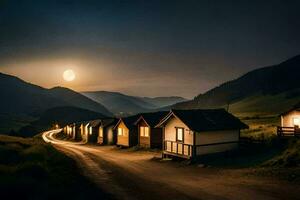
top-left (0, 0), bottom-right (300, 98)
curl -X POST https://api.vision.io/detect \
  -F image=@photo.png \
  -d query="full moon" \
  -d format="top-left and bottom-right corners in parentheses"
top-left (63, 69), bottom-right (76, 82)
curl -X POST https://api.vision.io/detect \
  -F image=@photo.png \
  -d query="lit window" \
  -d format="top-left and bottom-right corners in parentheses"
top-left (99, 128), bottom-right (103, 137)
top-left (293, 118), bottom-right (300, 126)
top-left (176, 128), bottom-right (184, 142)
top-left (89, 127), bottom-right (92, 135)
top-left (118, 128), bottom-right (123, 136)
top-left (140, 126), bottom-right (149, 137)
top-left (145, 127), bottom-right (149, 137)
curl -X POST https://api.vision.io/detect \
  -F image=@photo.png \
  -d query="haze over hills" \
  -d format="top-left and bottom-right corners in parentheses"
top-left (0, 72), bottom-right (112, 133)
top-left (172, 55), bottom-right (300, 117)
top-left (82, 91), bottom-right (187, 116)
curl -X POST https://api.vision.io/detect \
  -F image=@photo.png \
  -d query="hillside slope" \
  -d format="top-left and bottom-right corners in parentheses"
top-left (0, 73), bottom-right (111, 133)
top-left (173, 55), bottom-right (300, 117)
top-left (82, 91), bottom-right (187, 116)
top-left (17, 106), bottom-right (107, 137)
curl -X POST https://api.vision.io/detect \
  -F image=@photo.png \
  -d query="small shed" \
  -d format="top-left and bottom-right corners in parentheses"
top-left (156, 109), bottom-right (248, 159)
top-left (114, 115), bottom-right (140, 147)
top-left (87, 119), bottom-right (102, 143)
top-left (98, 118), bottom-right (118, 145)
top-left (278, 103), bottom-right (300, 136)
top-left (134, 111), bottom-right (168, 149)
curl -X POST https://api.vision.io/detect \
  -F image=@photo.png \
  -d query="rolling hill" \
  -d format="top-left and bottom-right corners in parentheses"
top-left (172, 55), bottom-right (300, 117)
top-left (0, 72), bottom-right (112, 133)
top-left (82, 91), bottom-right (187, 116)
top-left (16, 106), bottom-right (107, 137)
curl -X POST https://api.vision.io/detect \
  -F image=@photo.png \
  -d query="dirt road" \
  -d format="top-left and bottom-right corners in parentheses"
top-left (43, 130), bottom-right (300, 200)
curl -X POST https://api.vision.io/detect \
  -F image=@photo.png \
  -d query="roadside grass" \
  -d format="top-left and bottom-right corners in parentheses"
top-left (0, 135), bottom-right (111, 200)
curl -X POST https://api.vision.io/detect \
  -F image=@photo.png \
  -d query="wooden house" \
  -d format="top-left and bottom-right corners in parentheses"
top-left (134, 111), bottom-right (168, 149)
top-left (114, 115), bottom-right (140, 147)
top-left (277, 103), bottom-right (300, 136)
top-left (80, 121), bottom-right (90, 142)
top-left (73, 123), bottom-right (82, 141)
top-left (97, 118), bottom-right (118, 145)
top-left (156, 109), bottom-right (248, 159)
top-left (86, 120), bottom-right (102, 143)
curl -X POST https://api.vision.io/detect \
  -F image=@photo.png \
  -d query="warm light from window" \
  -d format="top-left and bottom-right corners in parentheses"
top-left (293, 118), bottom-right (300, 126)
top-left (118, 128), bottom-right (123, 136)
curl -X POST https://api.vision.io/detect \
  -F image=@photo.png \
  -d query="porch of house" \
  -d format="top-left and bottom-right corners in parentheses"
top-left (163, 140), bottom-right (193, 159)
top-left (277, 126), bottom-right (300, 137)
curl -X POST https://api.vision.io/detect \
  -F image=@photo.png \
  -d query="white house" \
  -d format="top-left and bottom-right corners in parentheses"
top-left (156, 109), bottom-right (248, 159)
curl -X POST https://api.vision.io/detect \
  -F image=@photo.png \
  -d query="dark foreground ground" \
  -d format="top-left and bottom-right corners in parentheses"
top-left (44, 130), bottom-right (300, 200)
top-left (0, 134), bottom-right (112, 200)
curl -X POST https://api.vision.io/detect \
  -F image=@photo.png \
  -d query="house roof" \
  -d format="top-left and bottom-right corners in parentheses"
top-left (281, 102), bottom-right (300, 116)
top-left (134, 111), bottom-right (169, 127)
top-left (156, 109), bottom-right (248, 132)
top-left (89, 119), bottom-right (102, 127)
top-left (113, 114), bottom-right (141, 130)
top-left (101, 118), bottom-right (118, 127)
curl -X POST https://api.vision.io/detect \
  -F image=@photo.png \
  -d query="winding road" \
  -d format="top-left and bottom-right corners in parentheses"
top-left (43, 130), bottom-right (300, 200)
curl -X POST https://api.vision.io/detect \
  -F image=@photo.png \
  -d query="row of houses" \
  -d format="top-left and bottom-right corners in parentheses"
top-left (62, 109), bottom-right (248, 159)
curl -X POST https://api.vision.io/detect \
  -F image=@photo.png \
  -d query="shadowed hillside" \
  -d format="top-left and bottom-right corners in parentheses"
top-left (0, 73), bottom-right (112, 133)
top-left (173, 55), bottom-right (300, 117)
top-left (17, 106), bottom-right (107, 137)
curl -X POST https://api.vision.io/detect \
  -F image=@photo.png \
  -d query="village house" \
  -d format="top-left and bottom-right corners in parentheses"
top-left (80, 121), bottom-right (90, 142)
top-left (86, 120), bottom-right (102, 143)
top-left (73, 123), bottom-right (82, 141)
top-left (156, 109), bottom-right (248, 159)
top-left (97, 118), bottom-right (118, 145)
top-left (114, 115), bottom-right (140, 147)
top-left (278, 103), bottom-right (300, 136)
top-left (134, 111), bottom-right (168, 149)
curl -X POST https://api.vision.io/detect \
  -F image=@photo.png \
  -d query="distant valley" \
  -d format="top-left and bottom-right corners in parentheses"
top-left (81, 91), bottom-right (187, 116)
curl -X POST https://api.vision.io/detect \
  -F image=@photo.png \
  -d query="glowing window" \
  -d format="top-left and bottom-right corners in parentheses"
top-left (89, 127), bottom-right (92, 135)
top-left (99, 128), bottom-right (103, 137)
top-left (140, 126), bottom-right (149, 137)
top-left (118, 128), bottom-right (123, 136)
top-left (293, 118), bottom-right (300, 126)
top-left (176, 128), bottom-right (184, 142)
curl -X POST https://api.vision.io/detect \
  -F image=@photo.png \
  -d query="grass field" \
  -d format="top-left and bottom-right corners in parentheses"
top-left (0, 134), bottom-right (111, 200)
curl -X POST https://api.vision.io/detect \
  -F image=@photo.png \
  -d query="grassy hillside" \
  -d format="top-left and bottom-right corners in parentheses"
top-left (16, 106), bottom-right (107, 137)
top-left (173, 55), bottom-right (300, 117)
top-left (0, 73), bottom-right (112, 133)
top-left (0, 135), bottom-right (111, 199)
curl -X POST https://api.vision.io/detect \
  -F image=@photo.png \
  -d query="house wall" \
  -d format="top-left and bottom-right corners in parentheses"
top-left (137, 120), bottom-right (150, 148)
top-left (164, 116), bottom-right (193, 155)
top-left (195, 130), bottom-right (239, 156)
top-left (106, 126), bottom-right (115, 145)
top-left (164, 116), bottom-right (193, 144)
top-left (117, 121), bottom-right (129, 146)
top-left (150, 128), bottom-right (163, 149)
top-left (282, 110), bottom-right (300, 127)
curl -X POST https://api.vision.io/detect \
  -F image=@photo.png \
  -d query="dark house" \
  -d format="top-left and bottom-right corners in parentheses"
top-left (97, 118), bottom-right (118, 145)
top-left (114, 115), bottom-right (140, 147)
top-left (134, 111), bottom-right (168, 149)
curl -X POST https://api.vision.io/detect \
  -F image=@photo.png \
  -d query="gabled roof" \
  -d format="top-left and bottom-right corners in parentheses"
top-left (134, 111), bottom-right (169, 127)
top-left (156, 109), bottom-right (248, 132)
top-left (113, 114), bottom-right (141, 130)
top-left (101, 118), bottom-right (118, 128)
top-left (281, 102), bottom-right (300, 116)
top-left (89, 119), bottom-right (102, 127)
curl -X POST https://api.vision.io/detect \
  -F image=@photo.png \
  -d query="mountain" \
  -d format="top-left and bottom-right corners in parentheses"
top-left (172, 55), bottom-right (300, 117)
top-left (0, 72), bottom-right (112, 133)
top-left (17, 106), bottom-right (107, 137)
top-left (81, 91), bottom-right (187, 116)
top-left (142, 96), bottom-right (187, 107)
top-left (81, 91), bottom-right (155, 116)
